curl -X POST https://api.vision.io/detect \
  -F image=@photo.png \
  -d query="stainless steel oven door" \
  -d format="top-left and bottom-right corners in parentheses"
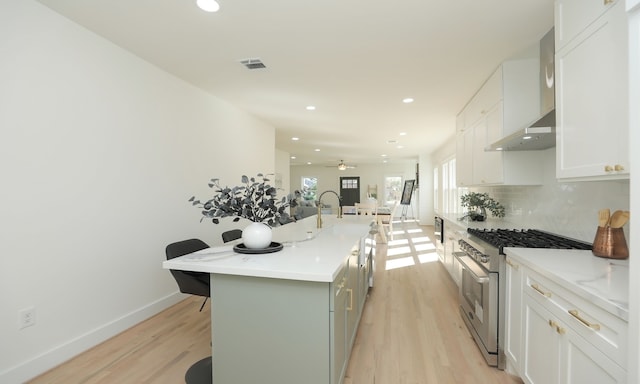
top-left (455, 253), bottom-right (498, 360)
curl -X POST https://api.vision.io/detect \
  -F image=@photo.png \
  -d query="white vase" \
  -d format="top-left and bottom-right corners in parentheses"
top-left (242, 222), bottom-right (273, 249)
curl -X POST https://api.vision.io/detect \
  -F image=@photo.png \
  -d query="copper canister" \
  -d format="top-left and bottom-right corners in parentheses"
top-left (592, 227), bottom-right (629, 259)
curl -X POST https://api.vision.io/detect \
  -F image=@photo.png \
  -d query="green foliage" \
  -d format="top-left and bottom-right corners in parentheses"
top-left (189, 173), bottom-right (296, 226)
top-left (460, 192), bottom-right (505, 218)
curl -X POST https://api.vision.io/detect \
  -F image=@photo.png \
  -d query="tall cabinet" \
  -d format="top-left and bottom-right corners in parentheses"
top-left (555, 0), bottom-right (629, 180)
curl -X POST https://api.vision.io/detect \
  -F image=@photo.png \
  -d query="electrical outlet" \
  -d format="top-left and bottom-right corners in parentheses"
top-left (19, 306), bottom-right (36, 329)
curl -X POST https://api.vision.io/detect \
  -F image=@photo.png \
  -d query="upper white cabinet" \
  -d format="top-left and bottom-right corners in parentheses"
top-left (456, 56), bottom-right (545, 187)
top-left (555, 0), bottom-right (629, 180)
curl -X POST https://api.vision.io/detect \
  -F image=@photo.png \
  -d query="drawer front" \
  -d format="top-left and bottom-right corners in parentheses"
top-left (524, 269), bottom-right (627, 368)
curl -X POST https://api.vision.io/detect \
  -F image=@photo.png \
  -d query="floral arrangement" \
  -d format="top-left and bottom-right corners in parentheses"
top-left (459, 192), bottom-right (505, 221)
top-left (189, 173), bottom-right (296, 226)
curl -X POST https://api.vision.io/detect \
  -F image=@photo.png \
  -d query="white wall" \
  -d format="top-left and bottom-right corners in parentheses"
top-left (0, 1), bottom-right (275, 382)
top-left (275, 149), bottom-right (291, 197)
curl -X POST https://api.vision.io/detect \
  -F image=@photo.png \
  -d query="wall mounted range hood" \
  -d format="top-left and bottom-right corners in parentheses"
top-left (486, 110), bottom-right (555, 151)
top-left (487, 28), bottom-right (556, 152)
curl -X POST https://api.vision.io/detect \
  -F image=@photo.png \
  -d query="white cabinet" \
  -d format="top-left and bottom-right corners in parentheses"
top-left (522, 285), bottom-right (626, 384)
top-left (555, 0), bottom-right (619, 51)
top-left (456, 127), bottom-right (474, 186)
top-left (505, 257), bottom-right (524, 374)
top-left (444, 229), bottom-right (463, 286)
top-left (522, 295), bottom-right (562, 384)
top-left (508, 263), bottom-right (628, 384)
top-left (456, 57), bottom-right (544, 187)
top-left (437, 219), bottom-right (464, 287)
top-left (555, 0), bottom-right (629, 180)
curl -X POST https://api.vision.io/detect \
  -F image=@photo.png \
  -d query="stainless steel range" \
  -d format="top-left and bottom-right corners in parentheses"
top-left (455, 228), bottom-right (592, 369)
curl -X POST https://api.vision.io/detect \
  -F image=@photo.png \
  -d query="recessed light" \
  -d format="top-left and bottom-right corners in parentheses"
top-left (381, 154), bottom-right (388, 157)
top-left (307, 162), bottom-right (312, 165)
top-left (306, 105), bottom-right (316, 111)
top-left (402, 98), bottom-right (414, 104)
top-left (399, 132), bottom-right (407, 136)
top-left (196, 0), bottom-right (220, 12)
top-left (496, 147), bottom-right (503, 151)
top-left (291, 137), bottom-right (299, 141)
top-left (290, 156), bottom-right (296, 159)
top-left (397, 145), bottom-right (404, 149)
top-left (314, 148), bottom-right (320, 152)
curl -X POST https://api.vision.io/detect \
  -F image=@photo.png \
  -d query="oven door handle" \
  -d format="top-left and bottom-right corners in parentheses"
top-left (454, 252), bottom-right (490, 284)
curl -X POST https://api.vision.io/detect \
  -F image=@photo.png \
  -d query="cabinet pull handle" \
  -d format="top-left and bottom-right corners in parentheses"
top-left (604, 0), bottom-right (614, 5)
top-left (346, 288), bottom-right (353, 311)
top-left (548, 319), bottom-right (566, 334)
top-left (614, 164), bottom-right (624, 172)
top-left (604, 165), bottom-right (614, 172)
top-left (568, 309), bottom-right (601, 330)
top-left (506, 259), bottom-right (519, 270)
top-left (531, 283), bottom-right (551, 298)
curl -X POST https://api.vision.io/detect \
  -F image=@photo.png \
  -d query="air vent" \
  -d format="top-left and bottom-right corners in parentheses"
top-left (239, 58), bottom-right (266, 70)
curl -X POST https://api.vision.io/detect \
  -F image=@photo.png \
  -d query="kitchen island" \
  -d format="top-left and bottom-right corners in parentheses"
top-left (163, 215), bottom-right (376, 384)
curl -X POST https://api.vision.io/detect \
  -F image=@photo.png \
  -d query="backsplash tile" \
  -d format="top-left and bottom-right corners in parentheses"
top-left (471, 149), bottom-right (630, 242)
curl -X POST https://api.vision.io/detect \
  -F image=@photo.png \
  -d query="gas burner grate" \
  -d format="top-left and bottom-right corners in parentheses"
top-left (467, 228), bottom-right (592, 252)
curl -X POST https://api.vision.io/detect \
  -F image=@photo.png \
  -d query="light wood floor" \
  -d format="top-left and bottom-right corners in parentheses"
top-left (29, 220), bottom-right (522, 384)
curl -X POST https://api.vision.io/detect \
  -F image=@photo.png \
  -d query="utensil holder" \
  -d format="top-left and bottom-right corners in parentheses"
top-left (592, 227), bottom-right (629, 259)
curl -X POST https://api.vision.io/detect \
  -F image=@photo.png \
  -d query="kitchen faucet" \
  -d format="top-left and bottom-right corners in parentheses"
top-left (317, 190), bottom-right (342, 228)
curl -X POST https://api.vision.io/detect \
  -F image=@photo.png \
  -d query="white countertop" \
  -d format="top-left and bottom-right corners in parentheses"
top-left (504, 248), bottom-right (629, 321)
top-left (163, 215), bottom-right (375, 283)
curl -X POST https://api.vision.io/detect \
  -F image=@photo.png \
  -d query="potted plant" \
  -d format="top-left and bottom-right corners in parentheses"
top-left (189, 173), bottom-right (296, 248)
top-left (459, 192), bottom-right (505, 221)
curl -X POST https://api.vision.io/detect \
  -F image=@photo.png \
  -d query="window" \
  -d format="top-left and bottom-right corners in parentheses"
top-left (301, 177), bottom-right (317, 201)
top-left (433, 167), bottom-right (439, 211)
top-left (436, 157), bottom-right (465, 214)
top-left (384, 176), bottom-right (403, 205)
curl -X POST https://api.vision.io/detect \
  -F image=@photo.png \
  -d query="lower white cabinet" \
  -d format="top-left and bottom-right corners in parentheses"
top-left (505, 257), bottom-right (524, 373)
top-left (522, 290), bottom-right (626, 384)
top-left (522, 295), bottom-right (561, 384)
top-left (505, 260), bottom-right (628, 384)
top-left (437, 219), bottom-right (464, 287)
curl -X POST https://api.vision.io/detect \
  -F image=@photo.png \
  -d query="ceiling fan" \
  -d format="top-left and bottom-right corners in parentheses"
top-left (326, 160), bottom-right (357, 171)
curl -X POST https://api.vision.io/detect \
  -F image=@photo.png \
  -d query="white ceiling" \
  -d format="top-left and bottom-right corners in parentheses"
top-left (37, 0), bottom-right (554, 168)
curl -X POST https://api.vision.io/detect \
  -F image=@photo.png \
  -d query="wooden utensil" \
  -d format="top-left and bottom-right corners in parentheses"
top-left (610, 210), bottom-right (629, 228)
top-left (598, 208), bottom-right (610, 227)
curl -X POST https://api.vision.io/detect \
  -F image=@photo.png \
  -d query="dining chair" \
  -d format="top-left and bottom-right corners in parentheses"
top-left (165, 238), bottom-right (211, 312)
top-left (377, 202), bottom-right (399, 242)
top-left (221, 229), bottom-right (242, 243)
top-left (355, 201), bottom-right (377, 216)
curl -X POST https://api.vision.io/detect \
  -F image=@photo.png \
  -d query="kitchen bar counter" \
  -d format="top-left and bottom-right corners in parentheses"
top-left (163, 215), bottom-right (375, 384)
top-left (504, 247), bottom-right (629, 321)
top-left (163, 215), bottom-right (375, 282)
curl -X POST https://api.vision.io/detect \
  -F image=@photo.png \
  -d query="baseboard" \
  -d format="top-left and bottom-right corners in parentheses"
top-left (0, 292), bottom-right (185, 384)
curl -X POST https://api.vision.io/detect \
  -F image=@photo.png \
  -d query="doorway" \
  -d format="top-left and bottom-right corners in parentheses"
top-left (340, 176), bottom-right (360, 207)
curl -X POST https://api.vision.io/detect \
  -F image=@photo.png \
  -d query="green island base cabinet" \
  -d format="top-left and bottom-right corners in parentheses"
top-left (163, 215), bottom-right (374, 384)
top-left (504, 248), bottom-right (628, 384)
